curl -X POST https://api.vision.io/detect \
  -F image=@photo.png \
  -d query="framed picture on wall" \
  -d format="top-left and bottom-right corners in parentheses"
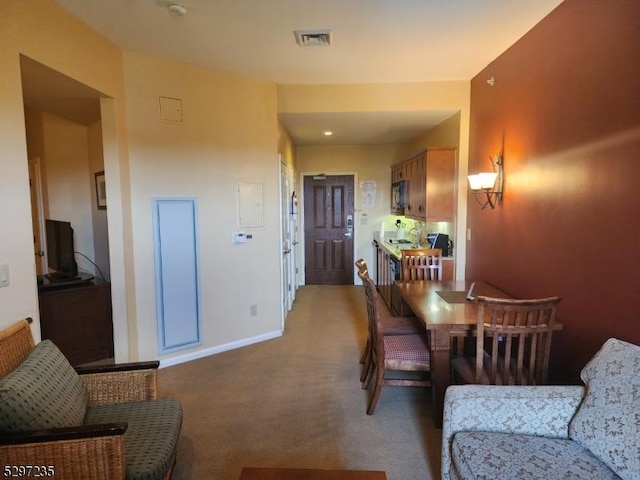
top-left (95, 171), bottom-right (107, 210)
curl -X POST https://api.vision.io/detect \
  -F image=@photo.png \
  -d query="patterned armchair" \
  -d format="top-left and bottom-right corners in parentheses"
top-left (0, 319), bottom-right (183, 480)
top-left (441, 338), bottom-right (639, 480)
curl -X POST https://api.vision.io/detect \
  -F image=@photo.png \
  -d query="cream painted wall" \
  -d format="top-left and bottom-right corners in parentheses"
top-left (278, 82), bottom-right (469, 115)
top-left (88, 120), bottom-right (110, 282)
top-left (41, 113), bottom-right (96, 272)
top-left (0, 1), bottom-right (129, 349)
top-left (278, 122), bottom-right (296, 170)
top-left (402, 112), bottom-right (461, 156)
top-left (121, 52), bottom-right (282, 362)
top-left (296, 144), bottom-right (404, 282)
top-left (1, 0), bottom-right (470, 366)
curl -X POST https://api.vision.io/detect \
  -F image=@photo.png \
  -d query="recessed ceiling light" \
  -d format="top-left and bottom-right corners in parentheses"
top-left (324, 131), bottom-right (333, 136)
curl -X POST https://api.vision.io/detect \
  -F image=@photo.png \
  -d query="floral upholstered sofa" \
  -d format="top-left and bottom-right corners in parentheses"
top-left (441, 338), bottom-right (639, 480)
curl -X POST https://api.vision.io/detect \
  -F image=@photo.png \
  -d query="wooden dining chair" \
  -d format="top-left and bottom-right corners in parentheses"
top-left (355, 258), bottom-right (368, 276)
top-left (354, 259), bottom-right (424, 383)
top-left (451, 296), bottom-right (562, 385)
top-left (357, 270), bottom-right (431, 414)
top-left (400, 248), bottom-right (443, 281)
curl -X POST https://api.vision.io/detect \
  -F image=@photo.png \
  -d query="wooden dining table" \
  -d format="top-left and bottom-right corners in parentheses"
top-left (395, 279), bottom-right (513, 428)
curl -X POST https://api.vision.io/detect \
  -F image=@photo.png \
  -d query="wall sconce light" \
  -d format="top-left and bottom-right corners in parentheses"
top-left (468, 152), bottom-right (504, 209)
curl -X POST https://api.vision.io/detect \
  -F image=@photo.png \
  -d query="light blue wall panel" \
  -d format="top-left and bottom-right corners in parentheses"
top-left (152, 198), bottom-right (201, 352)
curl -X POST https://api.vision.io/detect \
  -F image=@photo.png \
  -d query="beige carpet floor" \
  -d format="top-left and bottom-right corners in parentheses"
top-left (159, 285), bottom-right (442, 480)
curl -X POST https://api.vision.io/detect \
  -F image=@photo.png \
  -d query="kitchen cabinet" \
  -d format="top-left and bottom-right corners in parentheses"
top-left (391, 147), bottom-right (456, 221)
top-left (406, 151), bottom-right (426, 218)
top-left (425, 148), bottom-right (457, 221)
top-left (391, 160), bottom-right (408, 183)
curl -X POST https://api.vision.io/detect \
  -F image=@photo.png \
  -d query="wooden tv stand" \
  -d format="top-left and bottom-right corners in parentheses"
top-left (37, 276), bottom-right (113, 366)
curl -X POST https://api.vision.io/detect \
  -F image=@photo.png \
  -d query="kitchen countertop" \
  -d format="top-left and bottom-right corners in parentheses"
top-left (373, 233), bottom-right (453, 261)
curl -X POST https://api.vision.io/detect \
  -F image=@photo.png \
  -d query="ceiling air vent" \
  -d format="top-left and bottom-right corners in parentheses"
top-left (294, 29), bottom-right (333, 47)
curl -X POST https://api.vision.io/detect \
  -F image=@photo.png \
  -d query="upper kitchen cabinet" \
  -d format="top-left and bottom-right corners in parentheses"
top-left (391, 147), bottom-right (456, 221)
top-left (405, 151), bottom-right (426, 218)
top-left (391, 161), bottom-right (407, 183)
top-left (425, 148), bottom-right (456, 221)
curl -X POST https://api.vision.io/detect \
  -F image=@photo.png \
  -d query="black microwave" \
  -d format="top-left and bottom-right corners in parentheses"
top-left (391, 180), bottom-right (406, 215)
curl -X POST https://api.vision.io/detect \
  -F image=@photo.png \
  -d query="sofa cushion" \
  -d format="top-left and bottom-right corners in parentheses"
top-left (451, 431), bottom-right (621, 480)
top-left (0, 339), bottom-right (88, 432)
top-left (84, 398), bottom-right (183, 480)
top-left (568, 338), bottom-right (640, 480)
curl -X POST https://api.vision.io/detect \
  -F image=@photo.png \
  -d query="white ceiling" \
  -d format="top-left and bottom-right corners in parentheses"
top-left (27, 0), bottom-right (564, 144)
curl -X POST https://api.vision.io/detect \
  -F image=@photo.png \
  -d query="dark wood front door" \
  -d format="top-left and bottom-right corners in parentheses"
top-left (304, 175), bottom-right (354, 285)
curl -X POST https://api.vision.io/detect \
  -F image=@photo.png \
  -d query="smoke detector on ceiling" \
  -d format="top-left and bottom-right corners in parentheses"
top-left (168, 3), bottom-right (187, 16)
top-left (294, 29), bottom-right (333, 47)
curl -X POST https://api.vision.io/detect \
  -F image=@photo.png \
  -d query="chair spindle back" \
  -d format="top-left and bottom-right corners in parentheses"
top-left (401, 248), bottom-right (443, 281)
top-left (476, 296), bottom-right (561, 385)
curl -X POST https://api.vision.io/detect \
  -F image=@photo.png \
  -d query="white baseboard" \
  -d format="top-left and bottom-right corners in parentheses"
top-left (158, 329), bottom-right (283, 368)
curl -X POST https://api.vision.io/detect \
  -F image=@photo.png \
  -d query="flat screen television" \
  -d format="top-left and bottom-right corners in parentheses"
top-left (45, 219), bottom-right (78, 280)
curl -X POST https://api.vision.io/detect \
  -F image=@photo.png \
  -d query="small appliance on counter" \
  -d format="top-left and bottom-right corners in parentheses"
top-left (427, 233), bottom-right (450, 256)
top-left (394, 219), bottom-right (406, 239)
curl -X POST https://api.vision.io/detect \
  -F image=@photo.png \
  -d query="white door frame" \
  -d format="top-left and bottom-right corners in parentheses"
top-left (289, 190), bottom-right (299, 304)
top-left (28, 157), bottom-right (47, 275)
top-left (279, 156), bottom-right (294, 330)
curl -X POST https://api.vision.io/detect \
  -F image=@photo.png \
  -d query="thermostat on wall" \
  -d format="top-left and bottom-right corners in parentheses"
top-left (232, 232), bottom-right (253, 244)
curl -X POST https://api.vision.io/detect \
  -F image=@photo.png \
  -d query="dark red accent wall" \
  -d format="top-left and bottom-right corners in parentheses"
top-left (467, 0), bottom-right (640, 382)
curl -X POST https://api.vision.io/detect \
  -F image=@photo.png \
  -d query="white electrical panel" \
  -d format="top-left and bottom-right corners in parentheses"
top-left (236, 181), bottom-right (264, 228)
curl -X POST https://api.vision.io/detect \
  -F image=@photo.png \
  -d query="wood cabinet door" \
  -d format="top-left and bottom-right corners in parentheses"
top-left (405, 151), bottom-right (426, 220)
top-left (442, 260), bottom-right (454, 281)
top-left (391, 164), bottom-right (401, 183)
top-left (425, 148), bottom-right (456, 221)
top-left (39, 283), bottom-right (113, 366)
top-left (414, 153), bottom-right (426, 218)
top-left (404, 156), bottom-right (414, 216)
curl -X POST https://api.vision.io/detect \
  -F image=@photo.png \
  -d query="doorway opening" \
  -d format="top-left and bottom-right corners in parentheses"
top-left (21, 55), bottom-right (115, 366)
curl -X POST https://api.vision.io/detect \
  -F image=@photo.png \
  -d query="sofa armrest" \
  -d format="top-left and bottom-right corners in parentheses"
top-left (0, 423), bottom-right (127, 480)
top-left (76, 361), bottom-right (159, 405)
top-left (441, 384), bottom-right (585, 480)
